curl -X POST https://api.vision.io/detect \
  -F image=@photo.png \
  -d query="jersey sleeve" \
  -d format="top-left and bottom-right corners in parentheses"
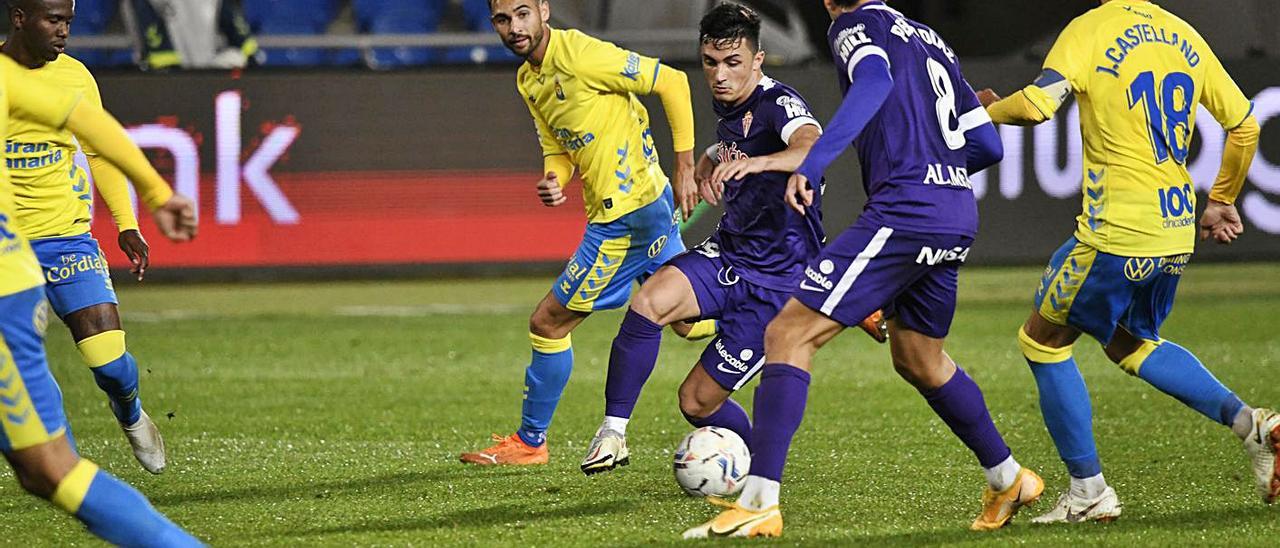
top-left (79, 65), bottom-right (105, 155)
top-left (1, 58), bottom-right (81, 129)
top-left (1042, 16), bottom-right (1094, 93)
top-left (1197, 44), bottom-right (1253, 129)
top-left (763, 88), bottom-right (822, 145)
top-left (567, 30), bottom-right (662, 96)
top-left (829, 12), bottom-right (891, 85)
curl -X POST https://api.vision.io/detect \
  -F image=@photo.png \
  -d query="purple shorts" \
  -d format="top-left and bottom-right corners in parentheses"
top-left (792, 220), bottom-right (973, 339)
top-left (667, 241), bottom-right (792, 391)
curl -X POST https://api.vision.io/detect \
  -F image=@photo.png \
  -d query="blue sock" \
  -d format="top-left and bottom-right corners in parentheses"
top-left (683, 397), bottom-right (752, 446)
top-left (1134, 341), bottom-right (1245, 426)
top-left (1028, 356), bottom-right (1101, 478)
top-left (91, 353), bottom-right (142, 425)
top-left (53, 460), bottom-right (201, 547)
top-left (517, 333), bottom-right (574, 447)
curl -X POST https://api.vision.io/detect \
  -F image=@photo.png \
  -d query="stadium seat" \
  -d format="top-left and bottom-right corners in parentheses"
top-left (353, 0), bottom-right (445, 69)
top-left (243, 0), bottom-right (356, 67)
top-left (71, 0), bottom-right (133, 68)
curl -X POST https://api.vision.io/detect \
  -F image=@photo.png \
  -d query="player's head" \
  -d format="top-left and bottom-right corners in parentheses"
top-left (489, 0), bottom-right (550, 60)
top-left (822, 0), bottom-right (871, 20)
top-left (699, 3), bottom-right (765, 105)
top-left (6, 0), bottom-right (73, 63)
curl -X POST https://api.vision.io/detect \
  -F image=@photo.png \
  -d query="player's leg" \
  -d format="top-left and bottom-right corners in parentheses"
top-left (648, 207), bottom-right (717, 342)
top-left (676, 281), bottom-right (788, 445)
top-left (0, 287), bottom-right (199, 545)
top-left (33, 236), bottom-right (165, 474)
top-left (682, 299), bottom-right (842, 539)
top-left (1020, 239), bottom-right (1128, 523)
top-left (886, 258), bottom-right (1042, 531)
top-left (1103, 257), bottom-right (1280, 503)
top-left (581, 260), bottom-right (707, 475)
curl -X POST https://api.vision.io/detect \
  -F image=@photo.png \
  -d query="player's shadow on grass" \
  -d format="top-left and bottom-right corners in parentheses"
top-left (851, 504), bottom-right (1267, 544)
top-left (278, 499), bottom-right (639, 537)
top-left (149, 468), bottom-right (531, 506)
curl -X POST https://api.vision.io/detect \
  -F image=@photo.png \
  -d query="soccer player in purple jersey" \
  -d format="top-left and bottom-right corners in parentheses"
top-left (579, 3), bottom-right (873, 476)
top-left (684, 0), bottom-right (1041, 538)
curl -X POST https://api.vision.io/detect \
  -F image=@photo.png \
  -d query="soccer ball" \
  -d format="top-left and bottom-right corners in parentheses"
top-left (672, 426), bottom-right (750, 497)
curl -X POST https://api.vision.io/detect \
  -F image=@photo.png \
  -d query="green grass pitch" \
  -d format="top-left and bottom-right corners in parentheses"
top-left (2, 264), bottom-right (1278, 546)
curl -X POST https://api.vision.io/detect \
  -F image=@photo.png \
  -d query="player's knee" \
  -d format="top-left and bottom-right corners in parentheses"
top-left (1017, 326), bottom-right (1073, 365)
top-left (627, 292), bottom-right (666, 325)
top-left (10, 456), bottom-right (72, 500)
top-left (1110, 338), bottom-right (1161, 376)
top-left (677, 383), bottom-right (719, 420)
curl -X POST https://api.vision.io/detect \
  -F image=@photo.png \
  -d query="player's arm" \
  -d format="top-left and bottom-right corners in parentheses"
top-left (696, 144), bottom-right (717, 204)
top-left (650, 64), bottom-right (698, 217)
top-left (980, 69), bottom-right (1071, 126)
top-left (77, 71), bottom-right (152, 279)
top-left (979, 18), bottom-right (1087, 126)
top-left (1198, 46), bottom-right (1261, 244)
top-left (788, 54), bottom-right (894, 214)
top-left (521, 92), bottom-right (574, 207)
top-left (956, 81), bottom-right (1003, 173)
top-left (708, 125), bottom-right (821, 206)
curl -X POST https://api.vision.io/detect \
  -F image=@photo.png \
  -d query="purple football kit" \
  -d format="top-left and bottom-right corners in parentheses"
top-left (669, 76), bottom-right (825, 391)
top-left (791, 1), bottom-right (991, 339)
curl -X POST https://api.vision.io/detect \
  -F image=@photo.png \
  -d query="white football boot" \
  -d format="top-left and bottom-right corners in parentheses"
top-left (1242, 408), bottom-right (1280, 503)
top-left (580, 427), bottom-right (629, 476)
top-left (1031, 486), bottom-right (1122, 524)
top-left (118, 407), bottom-right (167, 474)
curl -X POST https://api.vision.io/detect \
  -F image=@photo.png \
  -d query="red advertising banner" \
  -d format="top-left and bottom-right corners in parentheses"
top-left (89, 170), bottom-right (588, 267)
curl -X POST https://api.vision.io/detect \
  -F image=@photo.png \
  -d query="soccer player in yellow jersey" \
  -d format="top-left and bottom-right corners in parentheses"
top-left (4, 0), bottom-right (172, 474)
top-left (979, 0), bottom-right (1278, 523)
top-left (0, 53), bottom-right (201, 545)
top-left (460, 0), bottom-right (714, 466)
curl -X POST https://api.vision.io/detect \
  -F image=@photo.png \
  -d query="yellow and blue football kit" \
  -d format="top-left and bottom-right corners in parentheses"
top-left (519, 28), bottom-right (690, 313)
top-left (7, 54), bottom-right (136, 319)
top-left (993, 0), bottom-right (1255, 343)
top-left (996, 0), bottom-right (1259, 485)
top-left (0, 55), bottom-right (200, 545)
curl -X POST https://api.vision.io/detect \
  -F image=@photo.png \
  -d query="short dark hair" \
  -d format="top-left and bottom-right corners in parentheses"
top-left (831, 0), bottom-right (863, 7)
top-left (699, 2), bottom-right (762, 52)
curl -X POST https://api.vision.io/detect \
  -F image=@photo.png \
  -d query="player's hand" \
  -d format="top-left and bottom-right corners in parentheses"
top-left (1200, 200), bottom-right (1244, 244)
top-left (152, 194), bottom-right (198, 243)
top-left (673, 152), bottom-right (699, 219)
top-left (711, 157), bottom-right (768, 190)
top-left (537, 172), bottom-right (567, 207)
top-left (785, 173), bottom-right (814, 216)
top-left (117, 229), bottom-right (150, 282)
top-left (976, 88), bottom-right (1002, 108)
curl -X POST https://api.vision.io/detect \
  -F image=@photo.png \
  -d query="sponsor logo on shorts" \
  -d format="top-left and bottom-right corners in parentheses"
top-left (915, 246), bottom-right (970, 265)
top-left (648, 234), bottom-right (668, 259)
top-left (714, 341), bottom-right (755, 375)
top-left (801, 259), bottom-right (836, 292)
top-left (32, 299), bottom-right (49, 335)
top-left (1159, 254), bottom-right (1190, 276)
top-left (45, 253), bottom-right (109, 284)
top-left (1124, 257), bottom-right (1157, 282)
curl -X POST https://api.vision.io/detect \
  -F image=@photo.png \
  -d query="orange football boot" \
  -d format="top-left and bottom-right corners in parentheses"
top-left (459, 433), bottom-right (549, 466)
top-left (858, 310), bottom-right (889, 343)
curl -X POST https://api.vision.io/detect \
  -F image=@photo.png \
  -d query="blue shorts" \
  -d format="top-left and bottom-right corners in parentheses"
top-left (1034, 237), bottom-right (1189, 344)
top-left (31, 234), bottom-right (117, 318)
top-left (0, 287), bottom-right (68, 452)
top-left (792, 220), bottom-right (973, 339)
top-left (669, 241), bottom-right (791, 391)
top-left (553, 186), bottom-right (685, 312)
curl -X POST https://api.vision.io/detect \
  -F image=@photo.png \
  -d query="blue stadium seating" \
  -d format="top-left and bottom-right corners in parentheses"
top-left (441, 0), bottom-right (519, 65)
top-left (352, 0), bottom-right (444, 68)
top-left (71, 0), bottom-right (133, 67)
top-left (243, 0), bottom-right (358, 66)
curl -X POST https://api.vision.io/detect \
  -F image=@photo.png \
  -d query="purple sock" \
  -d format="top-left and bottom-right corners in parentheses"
top-left (749, 364), bottom-right (811, 482)
top-left (603, 309), bottom-right (664, 419)
top-left (683, 397), bottom-right (752, 445)
top-left (922, 367), bottom-right (1012, 468)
